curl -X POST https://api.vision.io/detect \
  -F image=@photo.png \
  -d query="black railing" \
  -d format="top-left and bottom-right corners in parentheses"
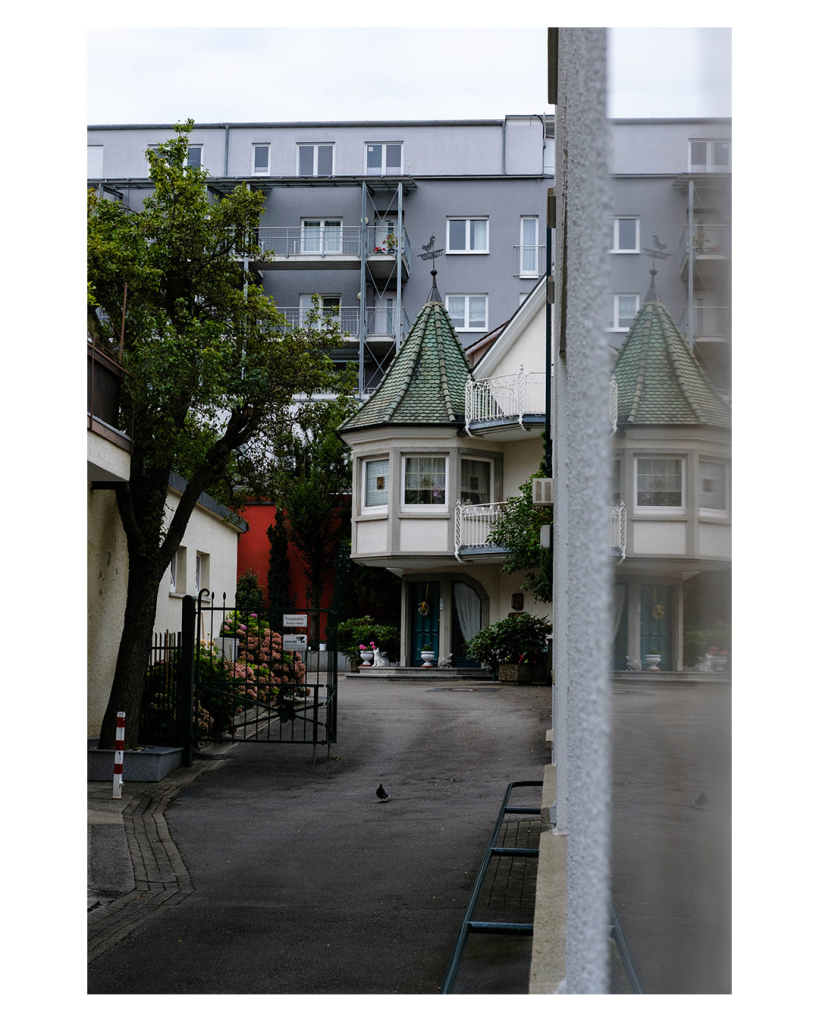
top-left (139, 630), bottom-right (182, 746)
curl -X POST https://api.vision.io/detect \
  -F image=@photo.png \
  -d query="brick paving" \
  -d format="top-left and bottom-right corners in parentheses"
top-left (87, 746), bottom-right (234, 963)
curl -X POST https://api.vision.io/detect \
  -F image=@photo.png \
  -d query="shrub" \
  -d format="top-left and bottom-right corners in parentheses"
top-left (683, 620), bottom-right (731, 667)
top-left (335, 616), bottom-right (400, 665)
top-left (465, 613), bottom-right (551, 670)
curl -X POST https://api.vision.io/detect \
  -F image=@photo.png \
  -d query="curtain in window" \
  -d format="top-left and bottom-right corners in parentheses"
top-left (521, 217), bottom-right (537, 274)
top-left (612, 584), bottom-right (626, 641)
top-left (454, 583), bottom-right (481, 644)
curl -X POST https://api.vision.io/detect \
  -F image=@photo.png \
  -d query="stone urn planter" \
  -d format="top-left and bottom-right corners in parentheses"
top-left (643, 653), bottom-right (662, 671)
top-left (360, 650), bottom-right (374, 667)
top-left (420, 650), bottom-right (436, 668)
top-left (710, 654), bottom-right (728, 671)
top-left (498, 663), bottom-right (534, 684)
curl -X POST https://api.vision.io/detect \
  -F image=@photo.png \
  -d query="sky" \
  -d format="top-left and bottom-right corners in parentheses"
top-left (86, 27), bottom-right (731, 124)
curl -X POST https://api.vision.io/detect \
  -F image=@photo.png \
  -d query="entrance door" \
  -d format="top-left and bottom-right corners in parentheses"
top-left (640, 584), bottom-right (671, 669)
top-left (410, 582), bottom-right (440, 666)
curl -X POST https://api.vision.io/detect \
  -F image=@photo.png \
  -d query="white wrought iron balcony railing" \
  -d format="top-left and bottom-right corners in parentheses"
top-left (255, 226), bottom-right (363, 258)
top-left (609, 502), bottom-right (627, 562)
top-left (677, 223), bottom-right (730, 271)
top-left (454, 500), bottom-right (509, 560)
top-left (610, 377), bottom-right (618, 433)
top-left (513, 244), bottom-right (547, 278)
top-left (465, 367), bottom-right (548, 433)
top-left (677, 305), bottom-right (730, 341)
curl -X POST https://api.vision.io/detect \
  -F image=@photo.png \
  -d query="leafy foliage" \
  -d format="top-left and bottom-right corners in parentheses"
top-left (683, 621), bottom-right (731, 667)
top-left (235, 568), bottom-right (265, 611)
top-left (488, 476), bottom-right (553, 603)
top-left (89, 121), bottom-right (344, 748)
top-left (334, 616), bottom-right (400, 666)
top-left (266, 507), bottom-right (292, 609)
top-left (465, 613), bottom-right (552, 669)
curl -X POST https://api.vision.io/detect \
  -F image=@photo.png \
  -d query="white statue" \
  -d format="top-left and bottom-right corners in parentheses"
top-left (438, 652), bottom-right (453, 668)
top-left (372, 647), bottom-right (390, 668)
top-left (626, 656), bottom-right (640, 672)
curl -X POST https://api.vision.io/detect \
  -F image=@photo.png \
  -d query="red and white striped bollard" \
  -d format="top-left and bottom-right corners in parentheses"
top-left (113, 712), bottom-right (125, 799)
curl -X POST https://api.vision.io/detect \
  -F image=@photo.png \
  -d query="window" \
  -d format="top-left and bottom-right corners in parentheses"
top-left (610, 295), bottom-right (639, 331)
top-left (87, 145), bottom-right (104, 178)
top-left (689, 139), bottom-right (731, 173)
top-left (363, 458), bottom-right (390, 509)
top-left (403, 456), bottom-right (447, 506)
top-left (301, 218), bottom-right (343, 254)
top-left (699, 461), bottom-right (727, 511)
top-left (170, 547), bottom-right (187, 592)
top-left (636, 457), bottom-right (684, 509)
top-left (519, 217), bottom-right (538, 275)
top-left (611, 459), bottom-right (621, 506)
top-left (298, 143), bottom-right (334, 176)
top-left (252, 144), bottom-right (270, 175)
top-left (460, 459), bottom-right (491, 505)
top-left (299, 293), bottom-right (341, 327)
top-left (447, 217), bottom-right (489, 254)
top-left (446, 294), bottom-right (488, 332)
top-left (170, 551), bottom-right (177, 592)
top-left (366, 143), bottom-right (402, 175)
top-left (611, 217), bottom-right (639, 253)
top-left (186, 145), bottom-right (203, 169)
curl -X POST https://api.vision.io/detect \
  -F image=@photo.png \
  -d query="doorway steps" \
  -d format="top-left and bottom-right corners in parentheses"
top-left (346, 666), bottom-right (493, 683)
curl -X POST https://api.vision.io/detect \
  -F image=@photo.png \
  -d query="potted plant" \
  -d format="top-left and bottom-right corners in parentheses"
top-left (465, 614), bottom-right (551, 684)
top-left (384, 232), bottom-right (399, 252)
top-left (335, 616), bottom-right (400, 671)
top-left (644, 648), bottom-right (662, 671)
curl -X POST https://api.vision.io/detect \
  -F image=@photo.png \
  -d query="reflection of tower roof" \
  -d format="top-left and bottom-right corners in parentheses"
top-left (614, 279), bottom-right (731, 428)
top-left (339, 277), bottom-right (473, 432)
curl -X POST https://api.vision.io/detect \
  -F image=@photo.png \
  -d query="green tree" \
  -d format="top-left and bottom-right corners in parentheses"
top-left (488, 476), bottom-right (554, 603)
top-left (89, 121), bottom-right (343, 748)
top-left (266, 507), bottom-right (292, 609)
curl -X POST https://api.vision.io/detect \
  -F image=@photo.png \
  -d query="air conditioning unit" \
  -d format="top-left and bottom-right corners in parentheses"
top-left (532, 477), bottom-right (554, 506)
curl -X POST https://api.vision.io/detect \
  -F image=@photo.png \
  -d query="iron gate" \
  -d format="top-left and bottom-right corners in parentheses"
top-left (191, 590), bottom-right (338, 761)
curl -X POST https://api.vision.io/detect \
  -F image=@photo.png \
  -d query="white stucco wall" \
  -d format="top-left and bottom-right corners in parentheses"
top-left (87, 474), bottom-right (242, 739)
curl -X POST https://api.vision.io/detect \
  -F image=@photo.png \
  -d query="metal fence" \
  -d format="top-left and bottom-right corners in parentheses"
top-left (139, 630), bottom-right (183, 746)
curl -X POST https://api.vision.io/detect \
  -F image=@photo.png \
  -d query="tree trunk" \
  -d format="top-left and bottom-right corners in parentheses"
top-left (98, 557), bottom-right (163, 749)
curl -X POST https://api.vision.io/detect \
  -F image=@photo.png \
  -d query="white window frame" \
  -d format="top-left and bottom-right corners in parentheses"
top-left (634, 455), bottom-right (686, 514)
top-left (362, 457), bottom-right (390, 513)
top-left (459, 457), bottom-right (493, 506)
top-left (252, 143), bottom-right (271, 175)
top-left (300, 217), bottom-right (343, 254)
top-left (611, 216), bottom-right (640, 253)
top-left (688, 138), bottom-right (731, 173)
top-left (365, 142), bottom-right (403, 176)
top-left (401, 455), bottom-right (449, 510)
top-left (611, 458), bottom-right (622, 507)
top-left (446, 217), bottom-right (490, 254)
top-left (170, 551), bottom-right (178, 592)
top-left (609, 294), bottom-right (640, 332)
top-left (87, 145), bottom-right (104, 178)
top-left (445, 294), bottom-right (488, 333)
top-left (698, 459), bottom-right (730, 516)
top-left (519, 216), bottom-right (539, 276)
top-left (297, 143), bottom-right (335, 177)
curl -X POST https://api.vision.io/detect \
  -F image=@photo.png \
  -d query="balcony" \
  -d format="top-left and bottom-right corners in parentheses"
top-left (465, 368), bottom-right (548, 437)
top-left (364, 225), bottom-right (412, 281)
top-left (276, 305), bottom-right (409, 347)
top-left (677, 223), bottom-right (730, 282)
top-left (252, 226), bottom-right (363, 271)
top-left (513, 244), bottom-right (547, 279)
top-left (677, 305), bottom-right (730, 344)
top-left (610, 502), bottom-right (627, 562)
top-left (87, 341), bottom-right (131, 452)
top-left (454, 501), bottom-right (510, 561)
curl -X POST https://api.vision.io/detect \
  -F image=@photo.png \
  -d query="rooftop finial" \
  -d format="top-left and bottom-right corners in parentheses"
top-left (646, 267), bottom-right (660, 302)
top-left (428, 267), bottom-right (442, 303)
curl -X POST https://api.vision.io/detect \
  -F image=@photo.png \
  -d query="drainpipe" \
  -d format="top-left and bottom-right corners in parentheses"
top-left (544, 214), bottom-right (553, 476)
top-left (224, 124), bottom-right (230, 177)
top-left (397, 184), bottom-right (403, 349)
top-left (687, 179), bottom-right (694, 349)
top-left (359, 182), bottom-right (367, 398)
top-left (502, 119), bottom-right (507, 174)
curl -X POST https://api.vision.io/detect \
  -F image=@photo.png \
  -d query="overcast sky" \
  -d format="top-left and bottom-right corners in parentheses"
top-left (87, 27), bottom-right (731, 124)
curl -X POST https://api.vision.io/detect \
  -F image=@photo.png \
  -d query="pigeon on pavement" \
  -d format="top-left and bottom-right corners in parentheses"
top-left (376, 784), bottom-right (390, 801)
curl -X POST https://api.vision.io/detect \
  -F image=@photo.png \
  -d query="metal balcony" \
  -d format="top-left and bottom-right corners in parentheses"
top-left (465, 368), bottom-right (548, 436)
top-left (677, 223), bottom-right (730, 282)
top-left (252, 226), bottom-right (363, 271)
top-left (677, 305), bottom-right (730, 343)
top-left (513, 244), bottom-right (547, 279)
top-left (454, 501), bottom-right (510, 561)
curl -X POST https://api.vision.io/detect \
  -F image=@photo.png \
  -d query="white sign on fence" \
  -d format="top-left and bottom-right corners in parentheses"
top-left (283, 633), bottom-right (308, 652)
top-left (282, 614), bottom-right (308, 628)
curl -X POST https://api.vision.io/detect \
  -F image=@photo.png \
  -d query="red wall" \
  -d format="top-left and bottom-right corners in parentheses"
top-left (235, 502), bottom-right (339, 612)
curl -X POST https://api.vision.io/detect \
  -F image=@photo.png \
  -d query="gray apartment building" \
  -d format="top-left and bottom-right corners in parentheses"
top-left (87, 115), bottom-right (730, 396)
top-left (87, 116), bottom-right (556, 395)
top-left (606, 117), bottom-right (731, 397)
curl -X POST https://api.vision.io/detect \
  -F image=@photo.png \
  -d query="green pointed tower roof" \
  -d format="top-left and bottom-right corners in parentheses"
top-left (614, 272), bottom-right (731, 429)
top-left (339, 271), bottom-right (473, 432)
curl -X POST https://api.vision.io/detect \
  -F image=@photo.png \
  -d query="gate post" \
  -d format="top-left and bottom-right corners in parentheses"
top-left (178, 594), bottom-right (197, 767)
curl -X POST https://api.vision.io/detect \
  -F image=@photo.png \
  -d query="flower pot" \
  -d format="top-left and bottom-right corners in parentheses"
top-left (643, 654), bottom-right (661, 671)
top-left (420, 650), bottom-right (436, 668)
top-left (360, 650), bottom-right (374, 667)
top-left (498, 663), bottom-right (534, 684)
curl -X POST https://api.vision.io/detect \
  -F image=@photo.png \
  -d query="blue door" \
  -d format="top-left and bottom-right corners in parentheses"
top-left (640, 585), bottom-right (671, 669)
top-left (410, 582), bottom-right (440, 666)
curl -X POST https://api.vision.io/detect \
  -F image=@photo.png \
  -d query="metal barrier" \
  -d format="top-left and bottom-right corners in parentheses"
top-left (441, 780), bottom-right (543, 994)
